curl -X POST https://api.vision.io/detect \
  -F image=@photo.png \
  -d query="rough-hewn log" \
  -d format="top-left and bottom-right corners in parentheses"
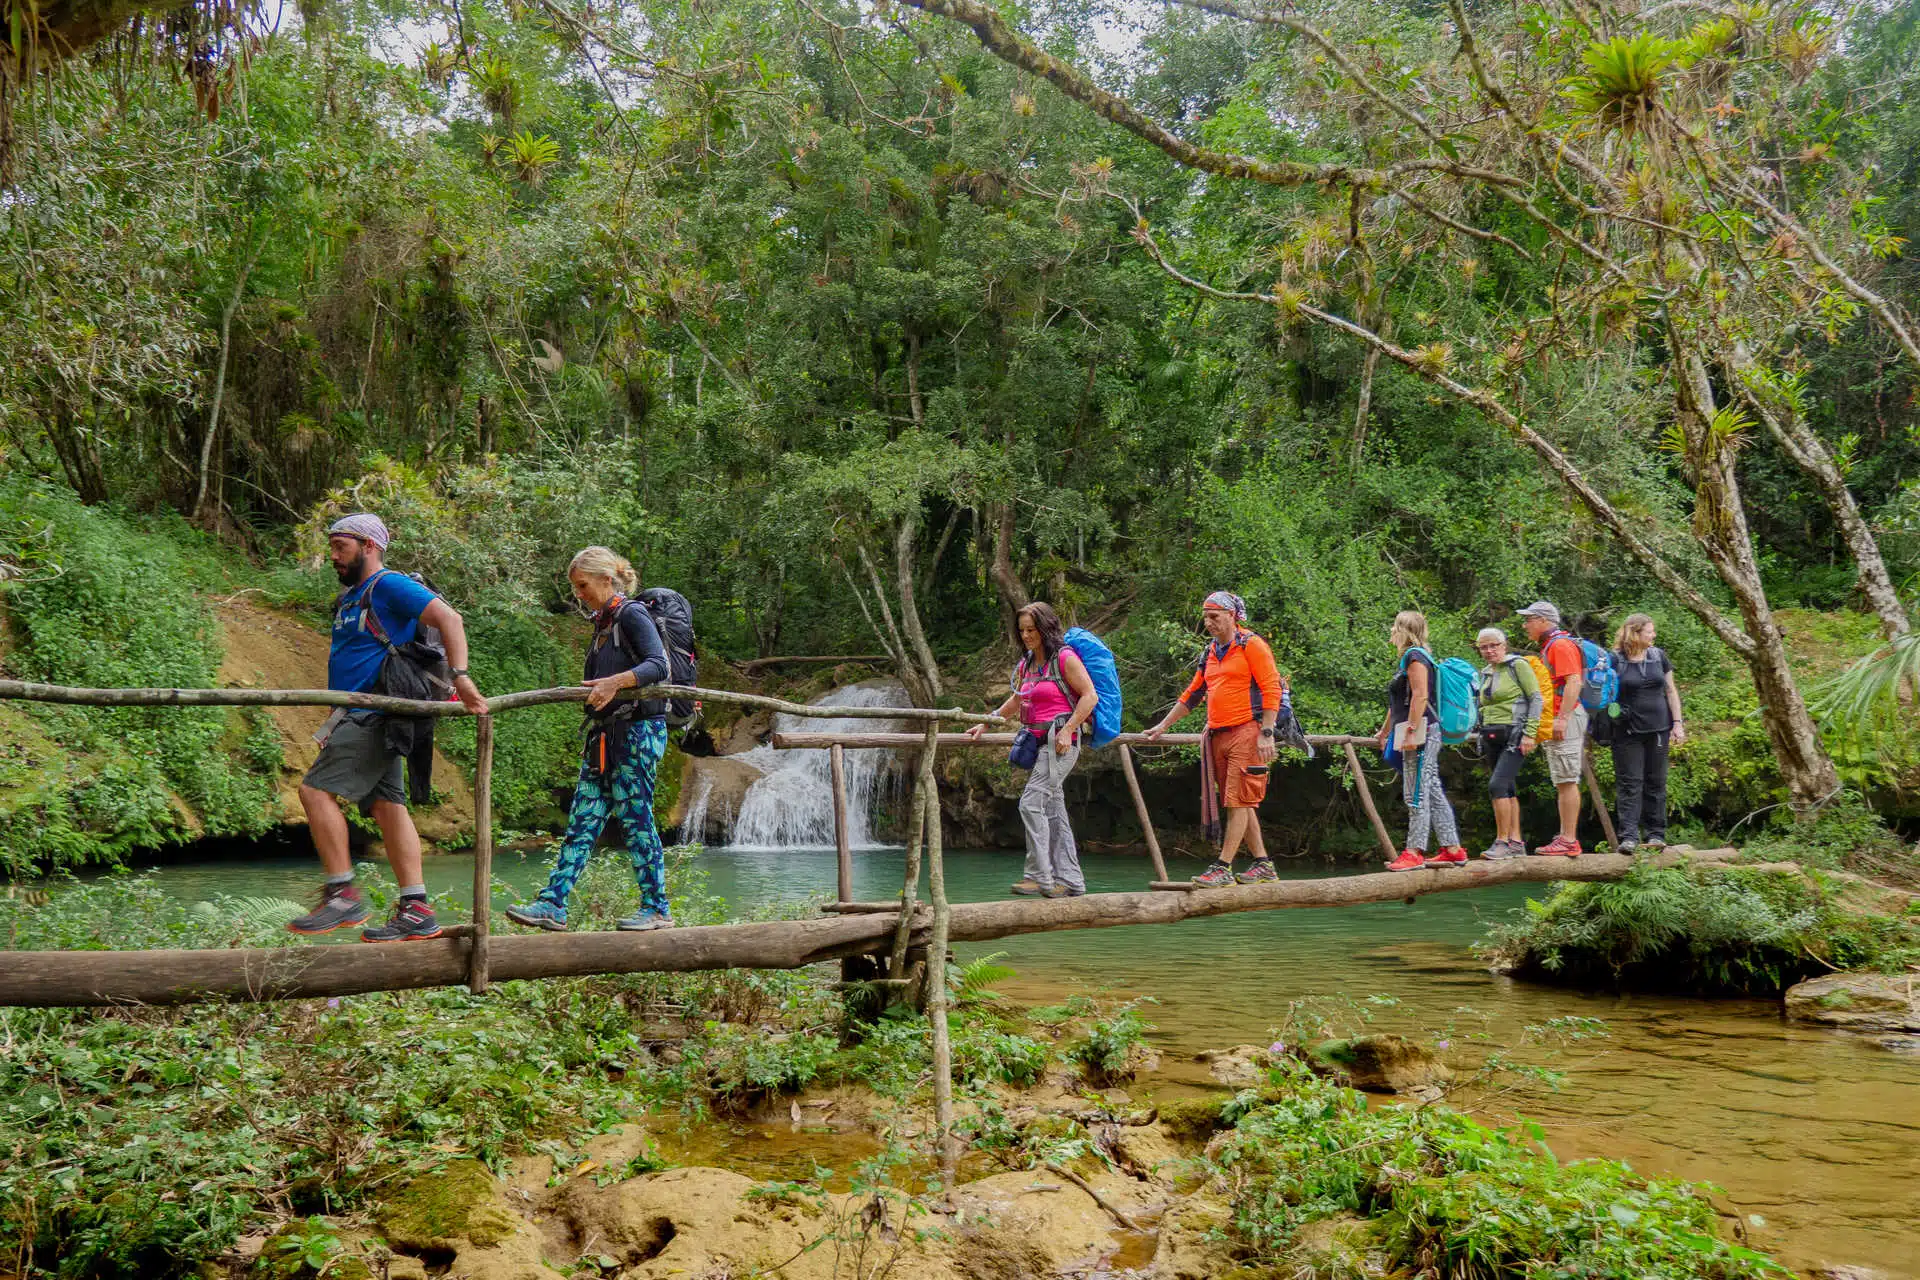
top-left (469, 717), bottom-right (495, 994)
top-left (1345, 741), bottom-right (1399, 860)
top-left (1118, 744), bottom-right (1169, 882)
top-left (0, 851), bottom-right (1761, 1008)
top-left (0, 681), bottom-right (1002, 725)
top-left (1583, 753), bottom-right (1619, 851)
top-left (830, 743), bottom-right (853, 902)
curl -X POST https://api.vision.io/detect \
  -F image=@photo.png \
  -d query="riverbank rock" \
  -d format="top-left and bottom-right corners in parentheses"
top-left (1196, 1044), bottom-right (1277, 1088)
top-left (1785, 973), bottom-right (1920, 1040)
top-left (1312, 1035), bottom-right (1451, 1095)
top-left (669, 754), bottom-right (764, 844)
top-left (377, 1159), bottom-right (521, 1253)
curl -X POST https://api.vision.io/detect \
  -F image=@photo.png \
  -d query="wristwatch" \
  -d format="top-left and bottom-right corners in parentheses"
top-left (449, 667), bottom-right (470, 679)
top-left (1259, 727), bottom-right (1275, 739)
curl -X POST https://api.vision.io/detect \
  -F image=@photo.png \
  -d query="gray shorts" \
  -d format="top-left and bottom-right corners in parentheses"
top-left (1546, 703), bottom-right (1589, 785)
top-left (304, 711), bottom-right (406, 815)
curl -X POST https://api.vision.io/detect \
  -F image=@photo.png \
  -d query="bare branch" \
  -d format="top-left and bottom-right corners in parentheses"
top-left (1392, 186), bottom-right (1531, 257)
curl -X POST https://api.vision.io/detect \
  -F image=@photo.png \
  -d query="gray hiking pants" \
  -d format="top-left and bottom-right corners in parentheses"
top-left (1019, 720), bottom-right (1085, 892)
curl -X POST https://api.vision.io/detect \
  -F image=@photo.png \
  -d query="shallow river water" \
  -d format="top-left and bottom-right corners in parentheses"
top-left (137, 844), bottom-right (1919, 1275)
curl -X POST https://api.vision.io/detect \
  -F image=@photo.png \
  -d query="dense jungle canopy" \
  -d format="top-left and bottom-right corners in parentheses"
top-left (6, 0), bottom-right (1920, 833)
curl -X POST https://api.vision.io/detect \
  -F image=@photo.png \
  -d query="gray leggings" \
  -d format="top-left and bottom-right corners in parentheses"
top-left (1019, 721), bottom-right (1085, 891)
top-left (1402, 730), bottom-right (1459, 852)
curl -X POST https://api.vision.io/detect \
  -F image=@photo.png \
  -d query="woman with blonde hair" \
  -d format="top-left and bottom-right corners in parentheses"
top-left (1376, 610), bottom-right (1466, 871)
top-left (1610, 613), bottom-right (1686, 853)
top-left (507, 546), bottom-right (675, 931)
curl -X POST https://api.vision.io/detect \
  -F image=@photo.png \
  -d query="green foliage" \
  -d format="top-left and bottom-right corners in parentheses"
top-left (0, 479), bottom-right (279, 871)
top-left (1212, 1063), bottom-right (1784, 1277)
top-left (1480, 862), bottom-right (1920, 993)
top-left (1066, 998), bottom-right (1156, 1083)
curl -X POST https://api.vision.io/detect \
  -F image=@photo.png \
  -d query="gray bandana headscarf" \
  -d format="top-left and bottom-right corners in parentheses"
top-left (327, 513), bottom-right (391, 550)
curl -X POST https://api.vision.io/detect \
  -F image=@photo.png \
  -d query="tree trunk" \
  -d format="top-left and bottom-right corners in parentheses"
top-left (988, 499), bottom-right (1028, 640)
top-left (196, 240), bottom-right (259, 523)
top-left (1676, 352), bottom-right (1840, 809)
top-left (894, 515), bottom-right (944, 700)
top-left (1350, 340), bottom-right (1383, 469)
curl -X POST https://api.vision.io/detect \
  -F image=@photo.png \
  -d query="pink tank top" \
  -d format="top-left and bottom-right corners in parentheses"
top-left (1018, 656), bottom-right (1076, 727)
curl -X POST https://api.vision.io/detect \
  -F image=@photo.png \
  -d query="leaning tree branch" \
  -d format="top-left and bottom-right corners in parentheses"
top-left (1122, 210), bottom-right (1754, 656)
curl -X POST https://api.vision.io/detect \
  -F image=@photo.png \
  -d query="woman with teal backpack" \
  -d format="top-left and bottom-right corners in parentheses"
top-left (968, 602), bottom-right (1098, 898)
top-left (1376, 610), bottom-right (1466, 871)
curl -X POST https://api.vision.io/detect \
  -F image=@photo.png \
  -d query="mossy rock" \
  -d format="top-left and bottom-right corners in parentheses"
top-left (1160, 1093), bottom-right (1234, 1141)
top-left (376, 1159), bottom-right (518, 1250)
top-left (252, 1224), bottom-right (375, 1280)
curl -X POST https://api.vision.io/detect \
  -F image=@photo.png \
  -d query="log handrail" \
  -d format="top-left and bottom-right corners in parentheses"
top-left (768, 731), bottom-right (1382, 748)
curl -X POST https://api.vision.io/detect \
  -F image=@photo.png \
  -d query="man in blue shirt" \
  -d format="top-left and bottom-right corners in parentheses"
top-left (289, 513), bottom-right (488, 942)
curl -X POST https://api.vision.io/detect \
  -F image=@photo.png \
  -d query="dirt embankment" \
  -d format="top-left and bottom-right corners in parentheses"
top-left (213, 597), bottom-right (474, 846)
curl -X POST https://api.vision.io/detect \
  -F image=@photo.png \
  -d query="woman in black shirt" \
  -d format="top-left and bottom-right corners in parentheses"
top-left (1611, 613), bottom-right (1687, 853)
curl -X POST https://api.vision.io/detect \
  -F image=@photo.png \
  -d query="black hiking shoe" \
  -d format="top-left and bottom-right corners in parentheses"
top-left (361, 899), bottom-right (443, 943)
top-left (287, 883), bottom-right (369, 935)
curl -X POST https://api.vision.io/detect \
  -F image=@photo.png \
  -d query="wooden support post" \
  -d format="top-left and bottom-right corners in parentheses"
top-left (1344, 740), bottom-right (1398, 860)
top-left (1583, 752), bottom-right (1619, 851)
top-left (1118, 744), bottom-right (1169, 883)
top-left (830, 743), bottom-right (852, 903)
top-left (920, 721), bottom-right (958, 1187)
top-left (468, 716), bottom-right (495, 994)
top-left (888, 749), bottom-right (931, 979)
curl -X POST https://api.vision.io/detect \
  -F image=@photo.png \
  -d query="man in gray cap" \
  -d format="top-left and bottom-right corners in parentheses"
top-left (288, 513), bottom-right (488, 940)
top-left (1519, 600), bottom-right (1586, 856)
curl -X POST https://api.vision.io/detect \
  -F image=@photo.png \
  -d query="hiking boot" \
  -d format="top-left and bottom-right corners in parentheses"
top-left (1481, 839), bottom-right (1524, 861)
top-left (1643, 837), bottom-right (1667, 852)
top-left (1009, 879), bottom-right (1046, 897)
top-left (1191, 861), bottom-right (1236, 887)
top-left (505, 900), bottom-right (569, 931)
top-left (287, 883), bottom-right (369, 935)
top-left (1427, 847), bottom-right (1468, 867)
top-left (617, 909), bottom-right (676, 932)
top-left (1385, 849), bottom-right (1427, 873)
top-left (1616, 839), bottom-right (1639, 856)
top-left (1234, 859), bottom-right (1279, 884)
top-left (1064, 885), bottom-right (1087, 897)
top-left (1534, 835), bottom-right (1582, 857)
top-left (1042, 883), bottom-right (1070, 899)
top-left (361, 899), bottom-right (442, 943)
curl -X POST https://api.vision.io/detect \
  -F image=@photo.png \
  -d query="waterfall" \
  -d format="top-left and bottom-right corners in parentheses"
top-left (726, 681), bottom-right (907, 849)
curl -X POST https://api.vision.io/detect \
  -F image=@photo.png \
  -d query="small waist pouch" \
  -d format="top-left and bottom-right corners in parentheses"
top-left (1008, 726), bottom-right (1043, 770)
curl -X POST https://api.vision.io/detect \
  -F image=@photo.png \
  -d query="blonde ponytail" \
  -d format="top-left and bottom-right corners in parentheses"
top-left (568, 545), bottom-right (638, 596)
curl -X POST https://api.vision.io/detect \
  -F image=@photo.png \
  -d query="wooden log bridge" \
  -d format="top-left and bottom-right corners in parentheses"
top-left (0, 853), bottom-right (1736, 1008)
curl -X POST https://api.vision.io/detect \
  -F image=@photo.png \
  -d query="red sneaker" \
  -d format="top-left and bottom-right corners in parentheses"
top-left (1534, 835), bottom-right (1583, 857)
top-left (1427, 846), bottom-right (1468, 866)
top-left (1386, 849), bottom-right (1427, 873)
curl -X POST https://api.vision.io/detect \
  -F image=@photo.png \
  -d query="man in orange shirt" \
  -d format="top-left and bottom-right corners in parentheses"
top-left (1144, 591), bottom-right (1283, 887)
top-left (1520, 600), bottom-right (1588, 856)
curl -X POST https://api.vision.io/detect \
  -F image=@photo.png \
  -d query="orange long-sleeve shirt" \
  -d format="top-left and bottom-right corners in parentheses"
top-left (1180, 631), bottom-right (1284, 730)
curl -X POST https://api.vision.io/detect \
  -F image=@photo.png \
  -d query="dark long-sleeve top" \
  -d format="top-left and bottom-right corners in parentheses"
top-left (586, 600), bottom-right (670, 721)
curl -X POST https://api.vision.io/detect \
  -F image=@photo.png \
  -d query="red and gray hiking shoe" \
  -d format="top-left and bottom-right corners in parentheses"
top-left (1234, 859), bottom-right (1279, 884)
top-left (287, 883), bottom-right (369, 935)
top-left (1427, 846), bottom-right (1468, 867)
top-left (361, 899), bottom-right (443, 943)
top-left (1534, 835), bottom-right (1582, 857)
top-left (1385, 849), bottom-right (1427, 873)
top-left (1191, 861), bottom-right (1236, 887)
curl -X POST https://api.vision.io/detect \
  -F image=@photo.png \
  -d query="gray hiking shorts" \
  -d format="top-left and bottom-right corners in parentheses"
top-left (303, 711), bottom-right (406, 815)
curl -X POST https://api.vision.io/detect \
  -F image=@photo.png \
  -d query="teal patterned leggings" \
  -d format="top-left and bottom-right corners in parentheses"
top-left (538, 718), bottom-right (670, 913)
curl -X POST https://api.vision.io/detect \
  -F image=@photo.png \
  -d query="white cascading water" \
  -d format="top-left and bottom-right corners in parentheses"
top-left (725, 681), bottom-right (908, 849)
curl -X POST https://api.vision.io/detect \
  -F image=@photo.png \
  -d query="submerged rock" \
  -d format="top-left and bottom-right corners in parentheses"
top-left (1785, 973), bottom-right (1920, 1039)
top-left (1311, 1034), bottom-right (1451, 1095)
top-left (1196, 1044), bottom-right (1276, 1088)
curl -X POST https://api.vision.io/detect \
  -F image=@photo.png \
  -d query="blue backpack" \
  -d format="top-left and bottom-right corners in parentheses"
top-left (1015, 627), bottom-right (1124, 748)
top-left (1548, 630), bottom-right (1619, 711)
top-left (1404, 646), bottom-right (1480, 745)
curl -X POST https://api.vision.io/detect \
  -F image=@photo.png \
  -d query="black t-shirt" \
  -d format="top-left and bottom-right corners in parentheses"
top-left (1389, 648), bottom-right (1440, 730)
top-left (1613, 646), bottom-right (1673, 734)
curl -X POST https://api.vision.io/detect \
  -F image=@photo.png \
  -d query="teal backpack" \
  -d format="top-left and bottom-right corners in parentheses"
top-left (1403, 646), bottom-right (1479, 745)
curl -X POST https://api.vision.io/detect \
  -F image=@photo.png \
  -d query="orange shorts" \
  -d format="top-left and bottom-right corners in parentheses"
top-left (1211, 720), bottom-right (1269, 808)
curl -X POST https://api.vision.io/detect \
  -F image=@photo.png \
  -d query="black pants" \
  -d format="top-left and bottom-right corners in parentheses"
top-left (1612, 729), bottom-right (1670, 842)
top-left (1481, 725), bottom-right (1526, 799)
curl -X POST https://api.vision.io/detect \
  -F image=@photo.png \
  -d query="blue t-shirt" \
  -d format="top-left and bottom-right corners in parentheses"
top-left (329, 570), bottom-right (439, 693)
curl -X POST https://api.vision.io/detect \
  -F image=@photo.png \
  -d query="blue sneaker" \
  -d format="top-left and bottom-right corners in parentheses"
top-left (505, 900), bottom-right (568, 931)
top-left (617, 909), bottom-right (675, 932)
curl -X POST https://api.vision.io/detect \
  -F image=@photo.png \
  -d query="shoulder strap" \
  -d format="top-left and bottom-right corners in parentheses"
top-left (352, 569), bottom-right (398, 648)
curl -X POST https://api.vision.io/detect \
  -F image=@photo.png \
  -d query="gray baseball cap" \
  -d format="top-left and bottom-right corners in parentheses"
top-left (1518, 600), bottom-right (1562, 626)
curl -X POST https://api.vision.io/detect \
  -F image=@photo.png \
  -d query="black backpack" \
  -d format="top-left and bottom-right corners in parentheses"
top-left (615, 587), bottom-right (698, 727)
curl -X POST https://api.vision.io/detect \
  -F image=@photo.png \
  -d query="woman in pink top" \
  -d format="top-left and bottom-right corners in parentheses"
top-left (967, 602), bottom-right (1099, 897)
